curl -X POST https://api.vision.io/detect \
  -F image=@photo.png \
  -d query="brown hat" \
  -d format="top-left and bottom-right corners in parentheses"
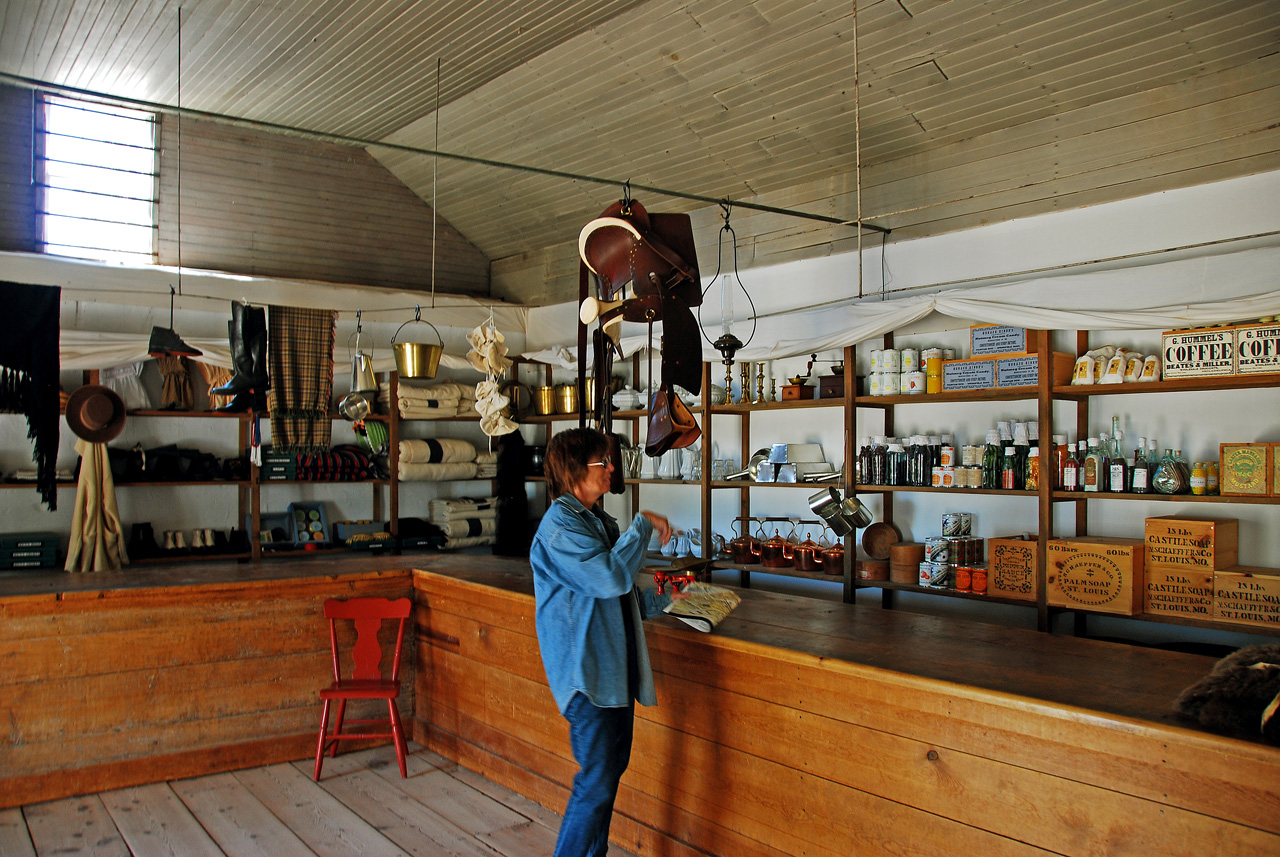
top-left (65, 384), bottom-right (127, 443)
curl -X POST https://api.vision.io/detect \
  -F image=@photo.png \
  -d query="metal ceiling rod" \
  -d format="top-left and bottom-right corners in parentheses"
top-left (3, 72), bottom-right (890, 236)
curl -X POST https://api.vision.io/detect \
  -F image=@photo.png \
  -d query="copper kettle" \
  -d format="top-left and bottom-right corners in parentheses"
top-left (729, 517), bottom-right (760, 564)
top-left (820, 528), bottom-right (846, 575)
top-left (760, 520), bottom-right (795, 569)
top-left (793, 522), bottom-right (824, 572)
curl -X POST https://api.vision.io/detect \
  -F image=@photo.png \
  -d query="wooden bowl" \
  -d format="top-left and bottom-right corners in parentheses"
top-left (861, 521), bottom-right (901, 560)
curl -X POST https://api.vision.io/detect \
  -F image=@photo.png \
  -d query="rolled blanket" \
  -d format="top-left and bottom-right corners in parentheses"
top-left (395, 381), bottom-right (473, 401)
top-left (429, 496), bottom-right (498, 519)
top-left (399, 438), bottom-right (476, 464)
top-left (400, 403), bottom-right (462, 419)
top-left (442, 534), bottom-right (496, 550)
top-left (439, 517), bottom-right (498, 539)
top-left (397, 461), bottom-right (479, 482)
top-left (476, 451), bottom-right (499, 465)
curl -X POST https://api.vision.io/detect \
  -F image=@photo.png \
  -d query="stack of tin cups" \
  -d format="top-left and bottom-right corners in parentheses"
top-left (917, 513), bottom-right (987, 593)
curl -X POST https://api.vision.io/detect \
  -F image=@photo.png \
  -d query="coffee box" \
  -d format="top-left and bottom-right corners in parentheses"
top-left (987, 535), bottom-right (1039, 602)
top-left (1046, 537), bottom-right (1145, 615)
top-left (1144, 566), bottom-right (1214, 618)
top-left (1161, 327), bottom-right (1235, 378)
top-left (1144, 515), bottom-right (1239, 571)
top-left (1220, 443), bottom-right (1272, 496)
top-left (1234, 322), bottom-right (1280, 375)
top-left (1213, 566), bottom-right (1280, 629)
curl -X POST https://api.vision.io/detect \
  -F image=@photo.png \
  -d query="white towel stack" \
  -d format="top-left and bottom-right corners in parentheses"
top-left (381, 381), bottom-right (479, 420)
top-left (429, 496), bottom-right (499, 549)
top-left (397, 438), bottom-right (479, 482)
top-left (475, 450), bottom-right (499, 479)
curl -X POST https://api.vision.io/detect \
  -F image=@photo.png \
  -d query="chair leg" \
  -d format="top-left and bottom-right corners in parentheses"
top-left (330, 699), bottom-right (347, 758)
top-left (314, 700), bottom-right (331, 781)
top-left (389, 700), bottom-right (408, 778)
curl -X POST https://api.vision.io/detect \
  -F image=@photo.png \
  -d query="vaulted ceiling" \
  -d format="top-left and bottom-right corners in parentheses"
top-left (3, 0), bottom-right (1278, 306)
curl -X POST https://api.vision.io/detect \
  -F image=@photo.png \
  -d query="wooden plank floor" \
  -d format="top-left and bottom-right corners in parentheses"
top-left (0, 744), bottom-right (636, 857)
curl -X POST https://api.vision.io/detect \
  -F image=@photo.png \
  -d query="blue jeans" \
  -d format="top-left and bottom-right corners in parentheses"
top-left (554, 692), bottom-right (635, 857)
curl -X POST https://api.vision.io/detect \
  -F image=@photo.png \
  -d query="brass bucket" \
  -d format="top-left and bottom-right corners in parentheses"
top-left (534, 386), bottom-right (556, 415)
top-left (392, 309), bottom-right (444, 379)
top-left (555, 384), bottom-right (579, 414)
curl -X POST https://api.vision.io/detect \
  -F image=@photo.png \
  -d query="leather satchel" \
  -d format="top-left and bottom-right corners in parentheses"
top-left (645, 384), bottom-right (700, 456)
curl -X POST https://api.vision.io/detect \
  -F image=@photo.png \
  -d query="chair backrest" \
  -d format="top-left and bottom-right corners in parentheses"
top-left (323, 597), bottom-right (412, 682)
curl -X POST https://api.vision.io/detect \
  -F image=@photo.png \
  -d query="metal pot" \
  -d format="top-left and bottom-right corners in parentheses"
top-left (350, 350), bottom-right (378, 393)
top-left (760, 521), bottom-right (795, 569)
top-left (534, 385), bottom-right (556, 415)
top-left (821, 533), bottom-right (845, 575)
top-left (793, 523), bottom-right (823, 572)
top-left (728, 517), bottom-right (760, 564)
top-left (555, 384), bottom-right (579, 414)
top-left (392, 310), bottom-right (444, 379)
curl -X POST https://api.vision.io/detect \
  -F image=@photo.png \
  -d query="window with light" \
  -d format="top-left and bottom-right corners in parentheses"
top-left (39, 95), bottom-right (158, 265)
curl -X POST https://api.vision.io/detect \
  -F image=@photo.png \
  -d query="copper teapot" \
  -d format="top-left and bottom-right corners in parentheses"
top-left (729, 517), bottom-right (761, 564)
top-left (820, 528), bottom-right (846, 575)
top-left (760, 520), bottom-right (795, 569)
top-left (793, 522), bottom-right (824, 572)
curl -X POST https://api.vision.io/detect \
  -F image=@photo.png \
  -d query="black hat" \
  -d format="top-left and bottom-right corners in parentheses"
top-left (65, 384), bottom-right (127, 443)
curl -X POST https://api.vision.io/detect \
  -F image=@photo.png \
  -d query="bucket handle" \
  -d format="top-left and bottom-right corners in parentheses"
top-left (392, 305), bottom-right (444, 348)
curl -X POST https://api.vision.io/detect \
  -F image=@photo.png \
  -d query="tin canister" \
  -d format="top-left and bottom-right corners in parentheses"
top-left (918, 561), bottom-right (933, 587)
top-left (940, 445), bottom-right (955, 467)
top-left (868, 373), bottom-right (883, 396)
top-left (941, 513), bottom-right (965, 536)
top-left (869, 349), bottom-right (882, 373)
top-left (881, 348), bottom-right (901, 372)
top-left (954, 566), bottom-right (972, 591)
top-left (900, 348), bottom-right (919, 372)
top-left (927, 562), bottom-right (954, 588)
top-left (942, 348), bottom-right (957, 360)
top-left (924, 536), bottom-right (950, 563)
top-left (925, 374), bottom-right (942, 394)
top-left (956, 512), bottom-right (973, 536)
top-left (970, 566), bottom-right (988, 593)
top-left (937, 467), bottom-right (955, 487)
top-left (881, 372), bottom-right (900, 396)
top-left (904, 371), bottom-right (926, 394)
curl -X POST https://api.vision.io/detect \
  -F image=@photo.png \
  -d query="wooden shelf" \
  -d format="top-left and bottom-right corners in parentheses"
top-left (116, 480), bottom-right (253, 488)
top-left (855, 386), bottom-right (1041, 407)
top-left (130, 552), bottom-right (253, 565)
top-left (0, 481), bottom-right (77, 490)
top-left (712, 480), bottom-right (843, 489)
top-left (858, 579), bottom-right (1035, 607)
top-left (855, 484), bottom-right (1037, 497)
top-left (1051, 372), bottom-right (1280, 398)
top-left (125, 409), bottom-right (249, 419)
top-left (711, 397), bottom-right (845, 414)
top-left (259, 478), bottom-right (392, 486)
top-left (1051, 490), bottom-right (1279, 505)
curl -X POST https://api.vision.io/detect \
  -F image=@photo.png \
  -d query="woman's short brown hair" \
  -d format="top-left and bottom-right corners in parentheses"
top-left (545, 427), bottom-right (610, 498)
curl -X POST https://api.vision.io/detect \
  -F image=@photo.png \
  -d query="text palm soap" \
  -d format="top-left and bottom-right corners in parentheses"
top-left (1144, 515), bottom-right (1239, 570)
top-left (1046, 537), bottom-right (1145, 615)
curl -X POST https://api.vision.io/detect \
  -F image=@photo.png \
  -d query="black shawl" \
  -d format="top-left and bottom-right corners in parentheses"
top-left (0, 282), bottom-right (61, 510)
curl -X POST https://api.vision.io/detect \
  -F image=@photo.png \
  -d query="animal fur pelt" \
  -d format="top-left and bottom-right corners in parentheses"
top-left (1173, 644), bottom-right (1280, 744)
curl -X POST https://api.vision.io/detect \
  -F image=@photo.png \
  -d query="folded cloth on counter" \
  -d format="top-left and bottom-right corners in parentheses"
top-left (429, 496), bottom-right (498, 520)
top-left (439, 517), bottom-right (497, 539)
top-left (441, 534), bottom-right (496, 550)
top-left (399, 438), bottom-right (477, 464)
top-left (397, 461), bottom-right (479, 482)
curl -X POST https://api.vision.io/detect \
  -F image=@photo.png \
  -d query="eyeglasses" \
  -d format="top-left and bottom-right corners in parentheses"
top-left (587, 456), bottom-right (612, 468)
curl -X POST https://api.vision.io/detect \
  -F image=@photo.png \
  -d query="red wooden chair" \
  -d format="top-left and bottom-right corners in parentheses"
top-left (314, 596), bottom-right (412, 780)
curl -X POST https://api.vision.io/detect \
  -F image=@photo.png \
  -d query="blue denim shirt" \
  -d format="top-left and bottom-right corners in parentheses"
top-left (531, 493), bottom-right (670, 714)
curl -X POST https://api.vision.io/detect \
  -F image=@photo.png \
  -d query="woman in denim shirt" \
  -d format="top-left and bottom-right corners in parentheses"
top-left (532, 427), bottom-right (677, 857)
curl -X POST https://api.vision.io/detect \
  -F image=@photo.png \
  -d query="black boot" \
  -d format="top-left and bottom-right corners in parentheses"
top-left (148, 326), bottom-right (202, 358)
top-left (212, 303), bottom-right (252, 397)
top-left (218, 388), bottom-right (269, 413)
top-left (128, 522), bottom-right (159, 559)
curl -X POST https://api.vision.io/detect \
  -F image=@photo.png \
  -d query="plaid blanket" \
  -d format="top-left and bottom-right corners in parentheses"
top-left (268, 305), bottom-right (335, 454)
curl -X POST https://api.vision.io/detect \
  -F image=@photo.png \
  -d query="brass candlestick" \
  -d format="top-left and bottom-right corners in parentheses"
top-left (725, 362), bottom-right (735, 405)
top-left (739, 362), bottom-right (752, 405)
top-left (769, 379), bottom-right (777, 403)
top-left (754, 363), bottom-right (766, 404)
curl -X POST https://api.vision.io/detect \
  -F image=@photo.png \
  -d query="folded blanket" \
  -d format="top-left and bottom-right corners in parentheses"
top-left (475, 451), bottom-right (499, 465)
top-left (400, 405), bottom-right (462, 420)
top-left (397, 461), bottom-right (479, 482)
top-left (399, 438), bottom-right (476, 464)
top-left (442, 534), bottom-right (496, 550)
top-left (392, 381), bottom-right (475, 401)
top-left (429, 496), bottom-right (498, 518)
top-left (439, 517), bottom-right (497, 539)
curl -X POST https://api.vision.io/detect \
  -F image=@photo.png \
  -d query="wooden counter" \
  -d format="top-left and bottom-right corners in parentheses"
top-left (414, 555), bottom-right (1280, 857)
top-left (0, 554), bottom-right (418, 807)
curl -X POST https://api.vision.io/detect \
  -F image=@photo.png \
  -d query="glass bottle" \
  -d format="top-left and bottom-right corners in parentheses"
top-left (1107, 429), bottom-right (1128, 493)
top-left (887, 442), bottom-right (906, 486)
top-left (1062, 439), bottom-right (1081, 492)
top-left (1190, 461), bottom-right (1207, 495)
top-left (911, 435), bottom-right (931, 487)
top-left (1025, 447), bottom-right (1040, 491)
top-left (871, 436), bottom-right (889, 485)
top-left (1130, 436), bottom-right (1149, 494)
top-left (1206, 460), bottom-right (1220, 495)
top-left (981, 429), bottom-right (1002, 489)
top-left (1002, 446), bottom-right (1018, 490)
top-left (1012, 422), bottom-right (1031, 490)
top-left (857, 436), bottom-right (872, 485)
top-left (1052, 434), bottom-right (1068, 490)
top-left (1152, 448), bottom-right (1189, 494)
top-left (1083, 437), bottom-right (1104, 492)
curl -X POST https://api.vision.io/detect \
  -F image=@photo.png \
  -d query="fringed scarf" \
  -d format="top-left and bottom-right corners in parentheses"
top-left (0, 282), bottom-right (61, 510)
top-left (268, 305), bottom-right (335, 454)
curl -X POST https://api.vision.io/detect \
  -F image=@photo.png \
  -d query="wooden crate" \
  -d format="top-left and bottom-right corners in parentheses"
top-left (1220, 443), bottom-right (1272, 496)
top-left (1143, 565), bottom-right (1214, 619)
top-left (1144, 515), bottom-right (1239, 571)
top-left (1213, 566), bottom-right (1280, 629)
top-left (1046, 537), bottom-right (1145, 615)
top-left (987, 535), bottom-right (1038, 602)
top-left (1234, 321), bottom-right (1280, 375)
top-left (941, 352), bottom-right (1074, 391)
top-left (1162, 326), bottom-right (1236, 378)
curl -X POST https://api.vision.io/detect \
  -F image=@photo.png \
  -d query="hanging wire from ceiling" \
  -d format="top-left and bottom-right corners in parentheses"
top-left (0, 72), bottom-right (888, 236)
top-left (175, 6), bottom-right (183, 297)
top-left (430, 57), bottom-right (440, 311)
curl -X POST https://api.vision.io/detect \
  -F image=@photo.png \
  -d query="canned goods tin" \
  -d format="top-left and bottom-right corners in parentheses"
top-left (937, 467), bottom-right (955, 487)
top-left (970, 567), bottom-right (988, 593)
top-left (925, 373), bottom-right (942, 394)
top-left (931, 467), bottom-right (942, 487)
top-left (941, 513), bottom-right (964, 536)
top-left (942, 348), bottom-right (957, 360)
top-left (868, 373), bottom-right (883, 396)
top-left (919, 561), bottom-right (932, 587)
top-left (924, 536), bottom-right (949, 563)
top-left (881, 348), bottom-right (901, 372)
top-left (904, 371), bottom-right (926, 394)
top-left (940, 445), bottom-right (955, 467)
top-left (901, 348), bottom-right (919, 372)
top-left (961, 445), bottom-right (981, 466)
top-left (869, 349), bottom-right (882, 373)
top-left (880, 372), bottom-right (899, 395)
top-left (956, 512), bottom-right (973, 536)
top-left (954, 566), bottom-right (972, 591)
top-left (927, 562), bottom-right (954, 588)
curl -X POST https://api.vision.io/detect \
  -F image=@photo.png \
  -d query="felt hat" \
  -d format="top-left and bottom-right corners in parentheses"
top-left (65, 384), bottom-right (127, 443)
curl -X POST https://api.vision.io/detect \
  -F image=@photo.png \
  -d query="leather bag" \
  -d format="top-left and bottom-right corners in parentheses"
top-left (645, 384), bottom-right (700, 456)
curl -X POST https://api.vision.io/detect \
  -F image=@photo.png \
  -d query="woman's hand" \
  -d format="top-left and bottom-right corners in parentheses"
top-left (641, 511), bottom-right (673, 545)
